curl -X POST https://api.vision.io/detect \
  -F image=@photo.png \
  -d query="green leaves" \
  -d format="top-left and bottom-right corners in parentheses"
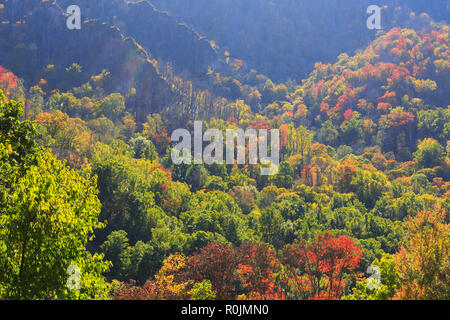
top-left (0, 95), bottom-right (109, 299)
top-left (0, 91), bottom-right (38, 171)
top-left (0, 150), bottom-right (109, 299)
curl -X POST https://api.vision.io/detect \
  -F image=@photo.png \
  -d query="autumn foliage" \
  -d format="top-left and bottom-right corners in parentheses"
top-left (283, 233), bottom-right (362, 300)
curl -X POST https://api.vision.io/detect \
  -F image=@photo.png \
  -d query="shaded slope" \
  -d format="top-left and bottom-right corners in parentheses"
top-left (0, 0), bottom-right (173, 121)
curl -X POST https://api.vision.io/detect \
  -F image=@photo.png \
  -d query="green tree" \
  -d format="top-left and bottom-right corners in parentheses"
top-left (0, 152), bottom-right (110, 299)
top-left (0, 94), bottom-right (110, 299)
top-left (94, 93), bottom-right (126, 120)
top-left (340, 113), bottom-right (363, 146)
top-left (413, 138), bottom-right (445, 169)
top-left (269, 161), bottom-right (294, 188)
top-left (259, 207), bottom-right (285, 249)
top-left (100, 230), bottom-right (130, 280)
top-left (344, 254), bottom-right (401, 300)
top-left (189, 280), bottom-right (216, 300)
top-left (185, 164), bottom-right (209, 191)
top-left (129, 136), bottom-right (157, 161)
top-left (0, 91), bottom-right (38, 171)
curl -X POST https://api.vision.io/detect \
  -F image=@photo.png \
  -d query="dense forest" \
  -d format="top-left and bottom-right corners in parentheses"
top-left (0, 0), bottom-right (449, 300)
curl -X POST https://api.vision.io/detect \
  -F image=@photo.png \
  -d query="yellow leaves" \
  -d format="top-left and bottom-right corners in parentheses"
top-left (5, 143), bottom-right (12, 155)
top-left (412, 78), bottom-right (437, 93)
top-left (419, 193), bottom-right (438, 209)
top-left (433, 59), bottom-right (450, 73)
top-left (394, 206), bottom-right (449, 299)
top-left (1, 149), bottom-right (105, 298)
top-left (152, 253), bottom-right (192, 299)
top-left (34, 110), bottom-right (94, 167)
top-left (394, 176), bottom-right (411, 187)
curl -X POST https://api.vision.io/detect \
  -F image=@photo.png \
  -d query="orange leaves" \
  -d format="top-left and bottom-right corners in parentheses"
top-left (35, 110), bottom-right (93, 167)
top-left (0, 65), bottom-right (20, 99)
top-left (279, 124), bottom-right (289, 148)
top-left (310, 80), bottom-right (326, 99)
top-left (35, 111), bottom-right (69, 135)
top-left (230, 58), bottom-right (244, 70)
top-left (363, 118), bottom-right (377, 134)
top-left (377, 102), bottom-right (392, 113)
top-left (115, 254), bottom-right (192, 300)
top-left (236, 242), bottom-right (285, 300)
top-left (432, 177), bottom-right (450, 196)
top-left (294, 103), bottom-right (308, 120)
top-left (336, 164), bottom-right (356, 193)
top-left (387, 108), bottom-right (415, 127)
top-left (153, 253), bottom-right (192, 300)
top-left (378, 91), bottom-right (397, 104)
top-left (394, 207), bottom-right (449, 300)
top-left (283, 233), bottom-right (362, 300)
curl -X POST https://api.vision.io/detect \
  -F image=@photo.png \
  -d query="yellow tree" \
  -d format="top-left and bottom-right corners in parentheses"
top-left (394, 207), bottom-right (449, 300)
top-left (286, 125), bottom-right (314, 167)
top-left (153, 253), bottom-right (192, 300)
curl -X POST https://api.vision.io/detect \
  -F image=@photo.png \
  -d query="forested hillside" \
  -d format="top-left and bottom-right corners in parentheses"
top-left (151, 0), bottom-right (450, 81)
top-left (0, 0), bottom-right (448, 300)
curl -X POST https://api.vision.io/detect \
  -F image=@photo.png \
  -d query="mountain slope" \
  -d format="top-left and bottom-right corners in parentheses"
top-left (0, 0), bottom-right (174, 121)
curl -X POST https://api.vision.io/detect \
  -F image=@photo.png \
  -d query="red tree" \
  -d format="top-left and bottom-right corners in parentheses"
top-left (235, 242), bottom-right (285, 300)
top-left (184, 242), bottom-right (238, 300)
top-left (283, 233), bottom-right (362, 300)
top-left (114, 280), bottom-right (158, 300)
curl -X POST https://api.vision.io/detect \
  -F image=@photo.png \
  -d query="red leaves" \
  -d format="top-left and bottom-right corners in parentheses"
top-left (301, 165), bottom-right (317, 186)
top-left (0, 65), bottom-right (19, 96)
top-left (283, 233), bottom-right (362, 300)
top-left (334, 88), bottom-right (356, 115)
top-left (279, 124), bottom-right (289, 148)
top-left (343, 109), bottom-right (355, 122)
top-left (387, 110), bottom-right (415, 127)
top-left (336, 165), bottom-right (356, 193)
top-left (377, 102), bottom-right (392, 113)
top-left (320, 102), bottom-right (330, 114)
top-left (390, 66), bottom-right (410, 83)
top-left (249, 119), bottom-right (270, 130)
top-left (378, 91), bottom-right (397, 104)
top-left (236, 242), bottom-right (285, 300)
top-left (184, 242), bottom-right (238, 300)
top-left (114, 237), bottom-right (362, 300)
top-left (114, 280), bottom-right (158, 300)
top-left (154, 129), bottom-right (171, 153)
top-left (182, 242), bottom-right (286, 300)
